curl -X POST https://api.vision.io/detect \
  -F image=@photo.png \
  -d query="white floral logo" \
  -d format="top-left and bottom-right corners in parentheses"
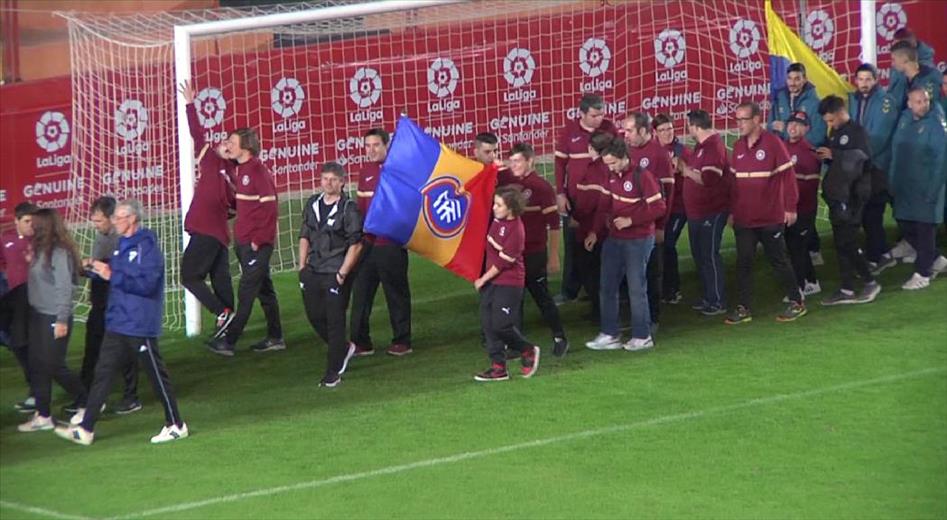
top-left (35, 111), bottom-right (70, 153)
top-left (503, 48), bottom-right (536, 88)
top-left (115, 99), bottom-right (148, 141)
top-left (196, 87), bottom-right (226, 129)
top-left (579, 38), bottom-right (611, 78)
top-left (729, 18), bottom-right (761, 59)
top-left (803, 10), bottom-right (834, 50)
top-left (876, 3), bottom-right (907, 41)
top-left (755, 149), bottom-right (766, 161)
top-left (349, 67), bottom-right (382, 108)
top-left (427, 58), bottom-right (459, 98)
top-left (654, 29), bottom-right (686, 68)
top-left (271, 77), bottom-right (305, 118)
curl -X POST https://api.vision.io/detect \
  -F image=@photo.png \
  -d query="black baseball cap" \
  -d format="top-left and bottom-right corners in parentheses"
top-left (787, 110), bottom-right (810, 126)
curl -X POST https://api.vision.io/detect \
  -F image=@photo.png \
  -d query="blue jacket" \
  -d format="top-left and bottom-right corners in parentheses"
top-left (105, 227), bottom-right (164, 337)
top-left (848, 86), bottom-right (899, 173)
top-left (889, 106), bottom-right (947, 224)
top-left (888, 41), bottom-right (935, 108)
top-left (889, 66), bottom-right (942, 112)
top-left (769, 82), bottom-right (826, 146)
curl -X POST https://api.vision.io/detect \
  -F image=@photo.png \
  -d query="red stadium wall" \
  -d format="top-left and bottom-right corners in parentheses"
top-left (1, 0), bottom-right (945, 225)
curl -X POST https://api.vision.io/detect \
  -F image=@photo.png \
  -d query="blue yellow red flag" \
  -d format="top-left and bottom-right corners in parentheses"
top-left (363, 115), bottom-right (498, 282)
top-left (765, 0), bottom-right (853, 101)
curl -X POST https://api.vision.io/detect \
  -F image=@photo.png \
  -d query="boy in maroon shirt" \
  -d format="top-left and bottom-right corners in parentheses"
top-left (178, 81), bottom-right (237, 339)
top-left (208, 128), bottom-right (283, 356)
top-left (624, 112), bottom-right (675, 331)
top-left (584, 140), bottom-right (666, 351)
top-left (497, 143), bottom-right (568, 357)
top-left (349, 128), bottom-right (413, 357)
top-left (677, 110), bottom-right (730, 315)
top-left (571, 130), bottom-right (616, 321)
top-left (0, 202), bottom-right (37, 412)
top-left (473, 186), bottom-right (540, 381)
top-left (782, 110), bottom-right (823, 297)
top-left (553, 94), bottom-right (617, 303)
top-left (726, 102), bottom-right (806, 324)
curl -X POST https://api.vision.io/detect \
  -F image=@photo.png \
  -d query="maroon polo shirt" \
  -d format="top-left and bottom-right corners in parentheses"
top-left (783, 137), bottom-right (821, 216)
top-left (485, 216), bottom-right (525, 287)
top-left (497, 169), bottom-right (559, 255)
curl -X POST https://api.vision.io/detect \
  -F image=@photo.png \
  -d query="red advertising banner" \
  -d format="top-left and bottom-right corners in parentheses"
top-left (2, 0), bottom-right (945, 225)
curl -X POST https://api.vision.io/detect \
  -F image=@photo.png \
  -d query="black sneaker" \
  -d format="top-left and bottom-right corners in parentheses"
top-left (212, 308), bottom-right (235, 339)
top-left (474, 363), bottom-right (510, 382)
top-left (114, 399), bottom-right (143, 415)
top-left (662, 291), bottom-right (682, 304)
top-left (319, 372), bottom-right (341, 388)
top-left (724, 306), bottom-right (752, 325)
top-left (14, 397), bottom-right (36, 414)
top-left (870, 254), bottom-right (897, 276)
top-left (207, 338), bottom-right (235, 357)
top-left (690, 300), bottom-right (709, 311)
top-left (857, 281), bottom-right (881, 303)
top-left (552, 336), bottom-right (569, 358)
top-left (821, 289), bottom-right (858, 306)
top-left (505, 348), bottom-right (522, 361)
top-left (699, 304), bottom-right (727, 316)
top-left (776, 301), bottom-right (808, 322)
top-left (250, 338), bottom-right (286, 353)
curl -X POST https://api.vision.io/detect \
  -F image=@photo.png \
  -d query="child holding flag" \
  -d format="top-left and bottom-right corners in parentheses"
top-left (473, 186), bottom-right (540, 382)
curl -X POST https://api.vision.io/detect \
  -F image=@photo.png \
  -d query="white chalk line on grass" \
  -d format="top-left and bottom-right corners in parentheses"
top-left (77, 365), bottom-right (945, 520)
top-left (0, 500), bottom-right (92, 520)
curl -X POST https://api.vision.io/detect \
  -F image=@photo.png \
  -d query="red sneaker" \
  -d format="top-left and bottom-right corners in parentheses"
top-left (352, 343), bottom-right (375, 357)
top-left (386, 344), bottom-right (413, 357)
top-left (520, 346), bottom-right (541, 378)
top-left (474, 363), bottom-right (509, 382)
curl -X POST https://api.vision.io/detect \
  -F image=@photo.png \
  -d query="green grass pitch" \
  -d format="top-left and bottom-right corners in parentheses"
top-left (1, 212), bottom-right (945, 519)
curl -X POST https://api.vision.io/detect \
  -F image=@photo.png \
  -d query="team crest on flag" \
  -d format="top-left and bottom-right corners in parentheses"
top-left (421, 176), bottom-right (470, 239)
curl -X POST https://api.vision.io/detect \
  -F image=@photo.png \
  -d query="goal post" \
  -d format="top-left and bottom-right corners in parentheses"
top-left (174, 0), bottom-right (467, 337)
top-left (60, 0), bottom-right (875, 337)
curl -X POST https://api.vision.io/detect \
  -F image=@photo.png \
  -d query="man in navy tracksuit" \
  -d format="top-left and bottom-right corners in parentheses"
top-left (55, 199), bottom-right (188, 445)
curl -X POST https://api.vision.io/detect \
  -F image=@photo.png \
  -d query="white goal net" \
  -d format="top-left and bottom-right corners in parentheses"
top-left (60, 0), bottom-right (867, 333)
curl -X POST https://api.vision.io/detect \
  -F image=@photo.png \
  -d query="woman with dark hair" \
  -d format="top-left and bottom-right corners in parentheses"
top-left (17, 208), bottom-right (87, 432)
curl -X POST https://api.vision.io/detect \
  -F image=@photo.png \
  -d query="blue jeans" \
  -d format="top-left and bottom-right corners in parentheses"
top-left (600, 236), bottom-right (654, 339)
top-left (687, 212), bottom-right (728, 308)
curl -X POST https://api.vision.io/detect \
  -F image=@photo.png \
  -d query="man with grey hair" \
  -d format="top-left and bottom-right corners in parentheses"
top-left (56, 199), bottom-right (189, 445)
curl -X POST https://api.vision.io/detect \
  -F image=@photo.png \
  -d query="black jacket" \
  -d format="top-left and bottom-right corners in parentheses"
top-left (298, 193), bottom-right (362, 274)
top-left (822, 120), bottom-right (872, 224)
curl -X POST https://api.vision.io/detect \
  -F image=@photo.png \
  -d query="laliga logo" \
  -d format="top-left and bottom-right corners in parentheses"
top-left (421, 176), bottom-right (470, 239)
top-left (271, 77), bottom-right (305, 118)
top-left (195, 87), bottom-right (226, 129)
top-left (115, 99), bottom-right (148, 141)
top-left (803, 10), bottom-right (834, 50)
top-left (349, 67), bottom-right (382, 108)
top-left (35, 111), bottom-right (70, 153)
top-left (503, 48), bottom-right (535, 88)
top-left (428, 58), bottom-right (459, 99)
top-left (655, 29), bottom-right (686, 68)
top-left (876, 3), bottom-right (907, 41)
top-left (729, 18), bottom-right (761, 59)
top-left (579, 38), bottom-right (611, 77)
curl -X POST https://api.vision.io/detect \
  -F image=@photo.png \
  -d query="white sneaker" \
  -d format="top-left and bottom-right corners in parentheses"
top-left (932, 255), bottom-right (947, 278)
top-left (17, 412), bottom-right (54, 432)
top-left (338, 342), bottom-right (356, 375)
top-left (151, 423), bottom-right (189, 444)
top-left (623, 336), bottom-right (654, 352)
top-left (889, 240), bottom-right (916, 260)
top-left (70, 408), bottom-right (86, 426)
top-left (803, 280), bottom-right (822, 296)
top-left (901, 273), bottom-right (931, 291)
top-left (809, 251), bottom-right (825, 266)
top-left (54, 425), bottom-right (94, 446)
top-left (585, 333), bottom-right (621, 350)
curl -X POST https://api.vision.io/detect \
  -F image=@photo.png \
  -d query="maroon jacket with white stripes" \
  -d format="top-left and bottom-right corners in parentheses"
top-left (233, 157), bottom-right (278, 247)
top-left (553, 118), bottom-right (617, 201)
top-left (729, 130), bottom-right (798, 229)
top-left (184, 103), bottom-right (236, 247)
top-left (628, 136), bottom-right (675, 232)
top-left (590, 163), bottom-right (667, 241)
